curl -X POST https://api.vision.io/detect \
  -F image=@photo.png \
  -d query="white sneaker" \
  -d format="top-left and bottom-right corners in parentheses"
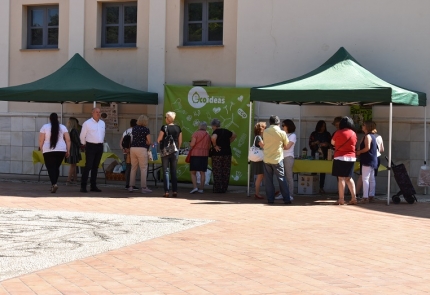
top-left (190, 188), bottom-right (198, 194)
top-left (141, 187), bottom-right (152, 193)
top-left (198, 189), bottom-right (204, 193)
top-left (275, 194), bottom-right (283, 200)
top-left (290, 196), bottom-right (294, 201)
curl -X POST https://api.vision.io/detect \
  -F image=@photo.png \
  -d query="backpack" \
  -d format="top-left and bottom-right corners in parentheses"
top-left (122, 132), bottom-right (131, 149)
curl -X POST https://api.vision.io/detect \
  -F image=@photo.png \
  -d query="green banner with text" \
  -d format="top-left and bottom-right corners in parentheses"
top-left (164, 85), bottom-right (251, 185)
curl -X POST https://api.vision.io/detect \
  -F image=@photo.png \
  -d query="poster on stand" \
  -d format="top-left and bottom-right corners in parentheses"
top-left (164, 85), bottom-right (250, 185)
top-left (350, 105), bottom-right (372, 130)
top-left (100, 102), bottom-right (119, 131)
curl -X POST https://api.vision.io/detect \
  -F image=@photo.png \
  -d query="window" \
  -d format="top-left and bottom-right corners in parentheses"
top-left (27, 6), bottom-right (59, 49)
top-left (102, 2), bottom-right (137, 47)
top-left (184, 0), bottom-right (223, 46)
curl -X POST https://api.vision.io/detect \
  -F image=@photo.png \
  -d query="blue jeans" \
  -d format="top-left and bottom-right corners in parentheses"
top-left (263, 160), bottom-right (291, 203)
top-left (162, 151), bottom-right (178, 192)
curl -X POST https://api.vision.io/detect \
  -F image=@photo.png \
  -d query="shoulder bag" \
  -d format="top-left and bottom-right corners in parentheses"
top-left (248, 136), bottom-right (264, 162)
top-left (186, 132), bottom-right (209, 163)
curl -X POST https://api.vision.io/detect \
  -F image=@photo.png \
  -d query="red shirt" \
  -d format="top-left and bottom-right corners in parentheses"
top-left (332, 129), bottom-right (357, 158)
top-left (191, 130), bottom-right (211, 157)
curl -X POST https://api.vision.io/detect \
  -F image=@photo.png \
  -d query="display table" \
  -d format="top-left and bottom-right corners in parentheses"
top-left (147, 154), bottom-right (239, 187)
top-left (32, 150), bottom-right (121, 182)
top-left (293, 159), bottom-right (386, 174)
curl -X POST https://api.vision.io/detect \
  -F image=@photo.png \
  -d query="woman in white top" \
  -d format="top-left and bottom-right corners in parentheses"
top-left (281, 119), bottom-right (297, 201)
top-left (39, 113), bottom-right (71, 193)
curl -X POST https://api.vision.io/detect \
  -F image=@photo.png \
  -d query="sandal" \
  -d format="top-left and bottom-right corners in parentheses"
top-left (163, 192), bottom-right (169, 198)
top-left (359, 198), bottom-right (369, 204)
top-left (172, 192), bottom-right (178, 198)
top-left (348, 199), bottom-right (357, 205)
top-left (334, 199), bottom-right (344, 205)
top-left (254, 194), bottom-right (264, 199)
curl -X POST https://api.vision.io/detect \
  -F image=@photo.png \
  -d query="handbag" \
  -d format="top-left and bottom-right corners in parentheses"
top-left (160, 125), bottom-right (178, 157)
top-left (248, 136), bottom-right (264, 162)
top-left (148, 149), bottom-right (154, 161)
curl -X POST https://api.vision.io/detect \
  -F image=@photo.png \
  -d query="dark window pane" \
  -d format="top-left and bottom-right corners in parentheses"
top-left (106, 27), bottom-right (119, 44)
top-left (208, 2), bottom-right (223, 20)
top-left (188, 23), bottom-right (202, 42)
top-left (48, 28), bottom-right (58, 45)
top-left (124, 6), bottom-right (137, 24)
top-left (31, 9), bottom-right (44, 27)
top-left (48, 8), bottom-right (59, 26)
top-left (208, 22), bottom-right (223, 41)
top-left (188, 3), bottom-right (202, 21)
top-left (124, 26), bottom-right (137, 43)
top-left (106, 6), bottom-right (119, 24)
top-left (31, 28), bottom-right (43, 45)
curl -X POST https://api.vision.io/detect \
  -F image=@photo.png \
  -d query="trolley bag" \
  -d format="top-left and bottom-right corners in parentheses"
top-left (387, 157), bottom-right (417, 204)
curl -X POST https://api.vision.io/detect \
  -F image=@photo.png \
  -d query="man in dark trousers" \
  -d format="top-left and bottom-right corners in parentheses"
top-left (79, 107), bottom-right (105, 193)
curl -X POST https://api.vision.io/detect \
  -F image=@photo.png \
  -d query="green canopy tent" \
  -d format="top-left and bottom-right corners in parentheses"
top-left (248, 47), bottom-right (427, 204)
top-left (0, 53), bottom-right (158, 105)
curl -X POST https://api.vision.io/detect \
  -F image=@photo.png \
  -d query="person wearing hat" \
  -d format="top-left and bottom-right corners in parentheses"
top-left (262, 115), bottom-right (292, 205)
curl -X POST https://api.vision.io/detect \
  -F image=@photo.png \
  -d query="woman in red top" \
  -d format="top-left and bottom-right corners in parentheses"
top-left (189, 121), bottom-right (211, 194)
top-left (331, 116), bottom-right (358, 205)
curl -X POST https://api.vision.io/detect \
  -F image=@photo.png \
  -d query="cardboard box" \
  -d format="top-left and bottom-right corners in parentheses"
top-left (297, 173), bottom-right (319, 195)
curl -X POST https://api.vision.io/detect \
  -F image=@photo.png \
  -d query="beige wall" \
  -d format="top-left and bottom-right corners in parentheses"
top-left (165, 0), bottom-right (237, 87)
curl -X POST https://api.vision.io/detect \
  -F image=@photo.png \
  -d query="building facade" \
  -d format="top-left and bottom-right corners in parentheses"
top-left (0, 0), bottom-right (429, 193)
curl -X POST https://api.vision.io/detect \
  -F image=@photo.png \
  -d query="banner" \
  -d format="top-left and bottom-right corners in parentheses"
top-left (164, 85), bottom-right (250, 185)
top-left (100, 102), bottom-right (119, 131)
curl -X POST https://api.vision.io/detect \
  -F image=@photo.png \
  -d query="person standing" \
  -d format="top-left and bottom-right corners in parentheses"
top-left (129, 115), bottom-right (152, 194)
top-left (210, 118), bottom-right (237, 193)
top-left (157, 111), bottom-right (182, 198)
top-left (65, 117), bottom-right (82, 185)
top-left (356, 121), bottom-right (378, 204)
top-left (79, 107), bottom-right (105, 193)
top-left (309, 120), bottom-right (332, 194)
top-left (39, 113), bottom-right (71, 193)
top-left (252, 122), bottom-right (266, 199)
top-left (331, 116), bottom-right (358, 205)
top-left (189, 121), bottom-right (211, 194)
top-left (281, 119), bottom-right (296, 201)
top-left (262, 115), bottom-right (291, 205)
top-left (119, 118), bottom-right (137, 190)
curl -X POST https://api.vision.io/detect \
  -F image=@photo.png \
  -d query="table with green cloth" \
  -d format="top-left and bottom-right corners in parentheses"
top-left (32, 150), bottom-right (121, 182)
top-left (293, 159), bottom-right (386, 173)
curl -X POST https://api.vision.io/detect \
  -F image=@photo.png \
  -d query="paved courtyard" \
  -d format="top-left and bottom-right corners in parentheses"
top-left (1, 175), bottom-right (430, 294)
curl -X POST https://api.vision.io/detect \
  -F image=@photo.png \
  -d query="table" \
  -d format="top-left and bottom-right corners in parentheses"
top-left (32, 150), bottom-right (121, 182)
top-left (293, 159), bottom-right (386, 174)
top-left (147, 154), bottom-right (239, 187)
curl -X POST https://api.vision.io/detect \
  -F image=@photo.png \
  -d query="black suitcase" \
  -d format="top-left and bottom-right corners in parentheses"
top-left (388, 157), bottom-right (417, 204)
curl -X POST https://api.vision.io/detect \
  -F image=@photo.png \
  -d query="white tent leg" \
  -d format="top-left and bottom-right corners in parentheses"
top-left (298, 105), bottom-right (302, 153)
top-left (93, 101), bottom-right (96, 108)
top-left (387, 103), bottom-right (393, 205)
top-left (247, 101), bottom-right (253, 197)
top-left (425, 106), bottom-right (427, 195)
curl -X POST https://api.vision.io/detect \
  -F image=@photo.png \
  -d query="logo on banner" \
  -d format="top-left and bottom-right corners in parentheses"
top-left (188, 87), bottom-right (225, 109)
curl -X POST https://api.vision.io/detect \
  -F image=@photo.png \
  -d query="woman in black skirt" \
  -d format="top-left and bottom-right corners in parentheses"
top-left (189, 121), bottom-right (211, 194)
top-left (65, 117), bottom-right (82, 185)
top-left (331, 116), bottom-right (358, 205)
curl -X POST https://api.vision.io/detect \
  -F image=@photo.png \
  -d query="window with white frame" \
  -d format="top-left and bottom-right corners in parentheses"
top-left (27, 6), bottom-right (59, 49)
top-left (184, 0), bottom-right (223, 46)
top-left (102, 2), bottom-right (137, 47)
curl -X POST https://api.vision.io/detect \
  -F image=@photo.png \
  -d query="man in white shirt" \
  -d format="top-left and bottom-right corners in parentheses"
top-left (79, 108), bottom-right (106, 193)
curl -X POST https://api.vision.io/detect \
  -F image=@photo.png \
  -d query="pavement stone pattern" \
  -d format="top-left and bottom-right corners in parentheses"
top-left (0, 208), bottom-right (211, 282)
top-left (0, 175), bottom-right (430, 294)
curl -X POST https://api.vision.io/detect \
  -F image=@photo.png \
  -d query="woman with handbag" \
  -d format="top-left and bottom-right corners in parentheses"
top-left (157, 111), bottom-right (182, 198)
top-left (210, 118), bottom-right (237, 193)
top-left (129, 115), bottom-right (152, 194)
top-left (331, 116), bottom-right (358, 205)
top-left (189, 121), bottom-right (211, 194)
top-left (251, 122), bottom-right (266, 199)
